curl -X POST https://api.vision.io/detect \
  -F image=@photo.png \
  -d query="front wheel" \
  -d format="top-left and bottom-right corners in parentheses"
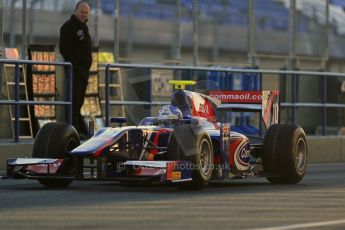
top-left (33, 122), bottom-right (80, 187)
top-left (168, 125), bottom-right (213, 190)
top-left (263, 124), bottom-right (308, 184)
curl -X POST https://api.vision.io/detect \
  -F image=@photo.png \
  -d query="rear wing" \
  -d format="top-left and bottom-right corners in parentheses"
top-left (208, 90), bottom-right (279, 129)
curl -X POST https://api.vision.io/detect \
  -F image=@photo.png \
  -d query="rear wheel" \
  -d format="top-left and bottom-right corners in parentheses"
top-left (168, 125), bottom-right (213, 190)
top-left (33, 122), bottom-right (80, 187)
top-left (263, 124), bottom-right (308, 184)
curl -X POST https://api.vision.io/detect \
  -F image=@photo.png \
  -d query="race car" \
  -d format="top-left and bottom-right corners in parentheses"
top-left (6, 80), bottom-right (308, 190)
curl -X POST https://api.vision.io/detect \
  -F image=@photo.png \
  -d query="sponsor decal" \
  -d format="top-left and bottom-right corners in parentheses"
top-left (171, 172), bottom-right (182, 180)
top-left (208, 91), bottom-right (262, 103)
top-left (26, 159), bottom-right (64, 174)
top-left (262, 91), bottom-right (280, 128)
top-left (230, 136), bottom-right (250, 171)
top-left (236, 145), bottom-right (250, 167)
top-left (76, 29), bottom-right (85, 40)
top-left (199, 104), bottom-right (209, 114)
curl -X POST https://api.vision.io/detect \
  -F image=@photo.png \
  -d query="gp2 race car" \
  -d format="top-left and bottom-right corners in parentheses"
top-left (6, 80), bottom-right (308, 190)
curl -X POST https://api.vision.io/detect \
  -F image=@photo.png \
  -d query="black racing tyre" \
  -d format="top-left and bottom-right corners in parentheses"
top-left (33, 122), bottom-right (80, 187)
top-left (263, 124), bottom-right (308, 184)
top-left (167, 125), bottom-right (213, 190)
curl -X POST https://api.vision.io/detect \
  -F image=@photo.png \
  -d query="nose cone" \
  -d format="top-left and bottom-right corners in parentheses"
top-left (71, 128), bottom-right (115, 156)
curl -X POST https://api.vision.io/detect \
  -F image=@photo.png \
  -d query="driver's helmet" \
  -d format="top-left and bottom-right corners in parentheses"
top-left (158, 105), bottom-right (183, 119)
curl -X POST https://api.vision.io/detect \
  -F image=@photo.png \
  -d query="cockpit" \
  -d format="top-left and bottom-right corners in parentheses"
top-left (138, 116), bottom-right (218, 130)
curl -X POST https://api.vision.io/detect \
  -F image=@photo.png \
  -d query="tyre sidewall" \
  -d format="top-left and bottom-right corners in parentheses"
top-left (263, 124), bottom-right (308, 184)
top-left (283, 126), bottom-right (308, 181)
top-left (167, 124), bottom-right (213, 189)
top-left (192, 132), bottom-right (213, 183)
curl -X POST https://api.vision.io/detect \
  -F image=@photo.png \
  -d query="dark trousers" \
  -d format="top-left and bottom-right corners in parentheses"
top-left (70, 66), bottom-right (89, 135)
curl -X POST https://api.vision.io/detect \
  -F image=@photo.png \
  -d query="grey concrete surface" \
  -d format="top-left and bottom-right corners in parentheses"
top-left (0, 163), bottom-right (345, 230)
top-left (307, 136), bottom-right (345, 163)
top-left (0, 139), bottom-right (34, 172)
top-left (0, 139), bottom-right (34, 171)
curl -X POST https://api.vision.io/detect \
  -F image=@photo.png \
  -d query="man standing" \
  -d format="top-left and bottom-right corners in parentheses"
top-left (59, 1), bottom-right (92, 139)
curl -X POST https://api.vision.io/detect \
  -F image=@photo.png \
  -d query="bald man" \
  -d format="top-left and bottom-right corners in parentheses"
top-left (59, 1), bottom-right (92, 139)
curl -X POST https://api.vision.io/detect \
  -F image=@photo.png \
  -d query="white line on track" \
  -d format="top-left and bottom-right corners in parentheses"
top-left (250, 219), bottom-right (345, 230)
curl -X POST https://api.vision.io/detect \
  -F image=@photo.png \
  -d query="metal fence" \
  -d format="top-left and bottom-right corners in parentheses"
top-left (0, 60), bottom-right (345, 141)
top-left (0, 58), bottom-right (73, 142)
top-left (103, 63), bottom-right (345, 136)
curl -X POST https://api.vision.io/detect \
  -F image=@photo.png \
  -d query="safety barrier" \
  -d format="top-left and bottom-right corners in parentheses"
top-left (104, 63), bottom-right (345, 135)
top-left (0, 59), bottom-right (73, 142)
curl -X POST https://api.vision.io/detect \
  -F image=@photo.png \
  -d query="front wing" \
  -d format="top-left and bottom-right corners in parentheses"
top-left (6, 158), bottom-right (193, 184)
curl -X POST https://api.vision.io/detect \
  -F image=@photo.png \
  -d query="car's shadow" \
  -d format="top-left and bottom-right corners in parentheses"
top-left (0, 177), bottom-right (317, 212)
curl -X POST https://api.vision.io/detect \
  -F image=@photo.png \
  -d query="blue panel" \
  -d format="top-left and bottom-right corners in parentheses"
top-left (99, 0), bottom-right (295, 32)
top-left (331, 0), bottom-right (345, 7)
top-left (207, 67), bottom-right (261, 135)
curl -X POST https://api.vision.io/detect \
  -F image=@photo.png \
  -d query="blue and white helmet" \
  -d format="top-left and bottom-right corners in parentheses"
top-left (158, 105), bottom-right (183, 119)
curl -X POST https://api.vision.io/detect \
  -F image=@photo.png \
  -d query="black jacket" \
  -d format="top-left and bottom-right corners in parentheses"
top-left (59, 15), bottom-right (92, 70)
